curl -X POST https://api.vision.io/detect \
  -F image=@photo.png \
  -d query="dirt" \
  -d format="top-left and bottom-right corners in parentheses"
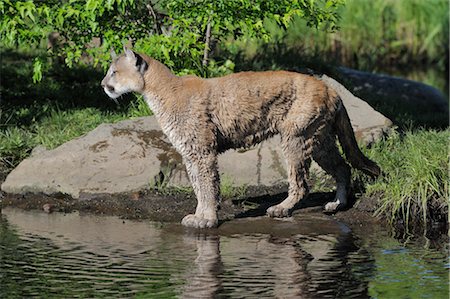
top-left (0, 183), bottom-right (378, 226)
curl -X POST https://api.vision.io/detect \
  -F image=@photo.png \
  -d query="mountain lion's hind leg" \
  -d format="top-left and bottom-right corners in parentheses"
top-left (267, 134), bottom-right (312, 217)
top-left (181, 152), bottom-right (220, 228)
top-left (312, 134), bottom-right (351, 213)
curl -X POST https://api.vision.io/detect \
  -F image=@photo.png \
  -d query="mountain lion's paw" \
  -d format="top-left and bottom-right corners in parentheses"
top-left (181, 214), bottom-right (218, 229)
top-left (266, 205), bottom-right (291, 218)
top-left (323, 201), bottom-right (342, 214)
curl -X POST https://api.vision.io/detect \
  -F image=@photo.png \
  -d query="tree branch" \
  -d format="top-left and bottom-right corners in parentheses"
top-left (146, 2), bottom-right (162, 35)
top-left (202, 15), bottom-right (212, 67)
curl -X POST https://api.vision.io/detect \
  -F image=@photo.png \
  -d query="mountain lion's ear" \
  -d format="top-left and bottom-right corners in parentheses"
top-left (134, 53), bottom-right (149, 74)
top-left (110, 48), bottom-right (117, 60)
top-left (124, 46), bottom-right (135, 60)
top-left (123, 46), bottom-right (148, 74)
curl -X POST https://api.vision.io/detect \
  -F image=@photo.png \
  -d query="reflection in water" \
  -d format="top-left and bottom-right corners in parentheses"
top-left (182, 233), bottom-right (371, 298)
top-left (1, 208), bottom-right (448, 298)
top-left (181, 234), bottom-right (223, 298)
top-left (0, 209), bottom-right (193, 297)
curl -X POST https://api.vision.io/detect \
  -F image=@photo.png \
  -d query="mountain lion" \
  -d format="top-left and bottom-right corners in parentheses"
top-left (101, 47), bottom-right (380, 228)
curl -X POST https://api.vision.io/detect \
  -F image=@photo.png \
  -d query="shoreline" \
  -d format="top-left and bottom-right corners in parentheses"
top-left (1, 186), bottom-right (447, 240)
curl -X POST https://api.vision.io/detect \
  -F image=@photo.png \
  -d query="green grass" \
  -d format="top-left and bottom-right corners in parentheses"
top-left (219, 175), bottom-right (248, 199)
top-left (151, 174), bottom-right (247, 200)
top-left (361, 130), bottom-right (448, 227)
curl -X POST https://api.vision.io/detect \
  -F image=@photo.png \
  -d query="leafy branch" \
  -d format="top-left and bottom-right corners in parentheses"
top-left (0, 0), bottom-right (345, 80)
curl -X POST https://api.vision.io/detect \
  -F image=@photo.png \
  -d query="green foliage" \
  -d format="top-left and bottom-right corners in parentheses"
top-left (232, 0), bottom-right (449, 78)
top-left (0, 0), bottom-right (344, 79)
top-left (336, 0), bottom-right (449, 69)
top-left (167, 0), bottom-right (344, 41)
top-left (32, 58), bottom-right (43, 83)
top-left (361, 130), bottom-right (449, 226)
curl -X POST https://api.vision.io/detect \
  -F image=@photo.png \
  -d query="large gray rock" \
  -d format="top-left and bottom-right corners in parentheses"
top-left (1, 76), bottom-right (392, 198)
top-left (2, 118), bottom-right (187, 198)
top-left (320, 75), bottom-right (393, 143)
top-left (338, 67), bottom-right (449, 113)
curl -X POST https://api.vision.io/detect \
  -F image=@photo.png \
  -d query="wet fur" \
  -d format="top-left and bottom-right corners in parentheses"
top-left (101, 49), bottom-right (380, 228)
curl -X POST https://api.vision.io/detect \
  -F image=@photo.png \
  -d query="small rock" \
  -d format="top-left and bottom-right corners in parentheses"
top-left (43, 203), bottom-right (54, 213)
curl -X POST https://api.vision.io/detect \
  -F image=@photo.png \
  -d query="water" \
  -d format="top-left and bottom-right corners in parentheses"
top-left (0, 208), bottom-right (448, 298)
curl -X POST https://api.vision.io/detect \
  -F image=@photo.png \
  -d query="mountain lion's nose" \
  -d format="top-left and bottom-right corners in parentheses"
top-left (100, 80), bottom-right (114, 93)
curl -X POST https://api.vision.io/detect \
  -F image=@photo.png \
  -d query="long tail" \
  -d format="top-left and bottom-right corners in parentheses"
top-left (334, 101), bottom-right (381, 178)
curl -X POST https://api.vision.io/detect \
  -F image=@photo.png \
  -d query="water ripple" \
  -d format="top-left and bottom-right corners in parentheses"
top-left (1, 208), bottom-right (448, 298)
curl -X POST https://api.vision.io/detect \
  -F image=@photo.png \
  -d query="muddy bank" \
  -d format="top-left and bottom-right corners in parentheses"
top-left (1, 182), bottom-right (446, 239)
top-left (0, 184), bottom-right (380, 228)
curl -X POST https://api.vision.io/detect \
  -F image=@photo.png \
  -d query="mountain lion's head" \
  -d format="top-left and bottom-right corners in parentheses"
top-left (101, 47), bottom-right (148, 99)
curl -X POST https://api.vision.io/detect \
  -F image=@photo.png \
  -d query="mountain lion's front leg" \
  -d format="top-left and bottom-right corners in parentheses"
top-left (181, 152), bottom-right (220, 228)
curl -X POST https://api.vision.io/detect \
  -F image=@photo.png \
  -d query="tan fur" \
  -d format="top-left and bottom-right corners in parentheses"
top-left (101, 48), bottom-right (380, 228)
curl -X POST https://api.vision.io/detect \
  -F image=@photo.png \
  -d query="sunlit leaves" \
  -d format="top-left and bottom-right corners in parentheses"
top-left (0, 0), bottom-right (344, 80)
top-left (32, 58), bottom-right (42, 83)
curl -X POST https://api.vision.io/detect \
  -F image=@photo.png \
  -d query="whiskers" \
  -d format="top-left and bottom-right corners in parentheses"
top-left (110, 95), bottom-right (123, 106)
top-left (111, 97), bottom-right (119, 105)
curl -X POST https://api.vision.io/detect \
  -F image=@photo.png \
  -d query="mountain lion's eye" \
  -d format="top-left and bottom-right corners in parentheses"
top-left (111, 70), bottom-right (117, 76)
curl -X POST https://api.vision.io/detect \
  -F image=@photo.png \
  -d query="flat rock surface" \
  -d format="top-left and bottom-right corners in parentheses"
top-left (2, 75), bottom-right (392, 198)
